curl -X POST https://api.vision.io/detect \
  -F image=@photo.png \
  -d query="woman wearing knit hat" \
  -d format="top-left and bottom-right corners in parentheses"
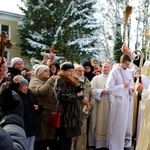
top-left (7, 57), bottom-right (31, 82)
top-left (12, 75), bottom-right (43, 150)
top-left (29, 65), bottom-right (58, 150)
top-left (34, 65), bottom-right (50, 76)
top-left (10, 57), bottom-right (24, 68)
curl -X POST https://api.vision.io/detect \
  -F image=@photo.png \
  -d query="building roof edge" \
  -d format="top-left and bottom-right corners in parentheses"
top-left (0, 10), bottom-right (23, 18)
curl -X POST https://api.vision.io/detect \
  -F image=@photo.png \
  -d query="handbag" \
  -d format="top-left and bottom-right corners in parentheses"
top-left (48, 104), bottom-right (62, 128)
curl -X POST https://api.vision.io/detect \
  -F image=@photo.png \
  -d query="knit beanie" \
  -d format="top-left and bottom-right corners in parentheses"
top-left (18, 76), bottom-right (28, 87)
top-left (34, 65), bottom-right (49, 76)
top-left (11, 57), bottom-right (24, 67)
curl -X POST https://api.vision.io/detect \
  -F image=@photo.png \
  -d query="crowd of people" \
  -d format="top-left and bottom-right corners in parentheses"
top-left (0, 43), bottom-right (150, 150)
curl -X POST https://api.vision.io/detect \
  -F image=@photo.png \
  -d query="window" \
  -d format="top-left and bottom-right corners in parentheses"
top-left (1, 24), bottom-right (10, 38)
top-left (4, 51), bottom-right (8, 59)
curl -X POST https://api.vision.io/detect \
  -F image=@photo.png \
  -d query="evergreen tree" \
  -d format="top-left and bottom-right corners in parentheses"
top-left (18, 0), bottom-right (100, 63)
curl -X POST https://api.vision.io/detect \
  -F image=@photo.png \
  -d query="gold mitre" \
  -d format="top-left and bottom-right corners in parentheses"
top-left (141, 60), bottom-right (150, 77)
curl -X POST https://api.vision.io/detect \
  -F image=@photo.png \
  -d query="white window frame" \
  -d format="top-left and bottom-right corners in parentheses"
top-left (0, 24), bottom-right (11, 39)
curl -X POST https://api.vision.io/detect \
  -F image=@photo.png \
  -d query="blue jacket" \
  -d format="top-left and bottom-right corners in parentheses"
top-left (0, 126), bottom-right (13, 150)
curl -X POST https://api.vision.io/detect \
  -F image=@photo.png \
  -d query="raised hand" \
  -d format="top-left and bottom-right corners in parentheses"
top-left (121, 43), bottom-right (132, 57)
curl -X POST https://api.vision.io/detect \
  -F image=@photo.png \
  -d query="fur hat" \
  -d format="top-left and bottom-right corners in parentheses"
top-left (61, 62), bottom-right (74, 71)
top-left (11, 57), bottom-right (24, 67)
top-left (18, 76), bottom-right (28, 87)
top-left (34, 65), bottom-right (49, 76)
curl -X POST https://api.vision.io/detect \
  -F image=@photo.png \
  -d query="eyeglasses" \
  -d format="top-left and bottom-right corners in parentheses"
top-left (66, 69), bottom-right (74, 73)
top-left (123, 62), bottom-right (130, 66)
top-left (75, 70), bottom-right (84, 72)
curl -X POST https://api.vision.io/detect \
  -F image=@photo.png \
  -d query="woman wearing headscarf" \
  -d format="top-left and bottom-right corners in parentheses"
top-left (82, 60), bottom-right (95, 81)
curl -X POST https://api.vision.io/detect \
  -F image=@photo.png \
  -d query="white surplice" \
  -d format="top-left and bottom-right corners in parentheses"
top-left (88, 73), bottom-right (110, 148)
top-left (106, 64), bottom-right (134, 150)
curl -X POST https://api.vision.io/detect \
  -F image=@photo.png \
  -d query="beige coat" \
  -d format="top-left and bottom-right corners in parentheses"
top-left (29, 75), bottom-right (56, 140)
top-left (80, 77), bottom-right (95, 118)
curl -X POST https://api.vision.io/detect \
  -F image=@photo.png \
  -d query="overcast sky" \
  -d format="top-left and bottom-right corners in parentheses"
top-left (0, 0), bottom-right (25, 14)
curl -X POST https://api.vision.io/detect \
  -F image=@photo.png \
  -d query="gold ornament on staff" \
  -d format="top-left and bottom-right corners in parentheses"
top-left (132, 50), bottom-right (144, 74)
top-left (123, 5), bottom-right (132, 43)
top-left (139, 27), bottom-right (150, 77)
top-left (142, 27), bottom-right (150, 60)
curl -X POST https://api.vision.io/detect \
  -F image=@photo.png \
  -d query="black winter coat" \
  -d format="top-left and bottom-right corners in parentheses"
top-left (0, 87), bottom-right (24, 129)
top-left (7, 67), bottom-right (30, 82)
top-left (18, 89), bottom-right (43, 137)
top-left (54, 76), bottom-right (83, 138)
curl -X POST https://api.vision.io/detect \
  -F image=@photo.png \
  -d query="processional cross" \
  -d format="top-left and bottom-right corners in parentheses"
top-left (45, 44), bottom-right (59, 63)
top-left (0, 32), bottom-right (13, 64)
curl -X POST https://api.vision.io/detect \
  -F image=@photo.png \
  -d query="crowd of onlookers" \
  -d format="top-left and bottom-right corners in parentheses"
top-left (0, 56), bottom-right (103, 150)
top-left (0, 43), bottom-right (149, 150)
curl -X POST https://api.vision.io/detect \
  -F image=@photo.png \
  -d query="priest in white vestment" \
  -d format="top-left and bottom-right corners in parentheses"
top-left (88, 61), bottom-right (112, 149)
top-left (135, 81), bottom-right (150, 150)
top-left (106, 54), bottom-right (134, 150)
